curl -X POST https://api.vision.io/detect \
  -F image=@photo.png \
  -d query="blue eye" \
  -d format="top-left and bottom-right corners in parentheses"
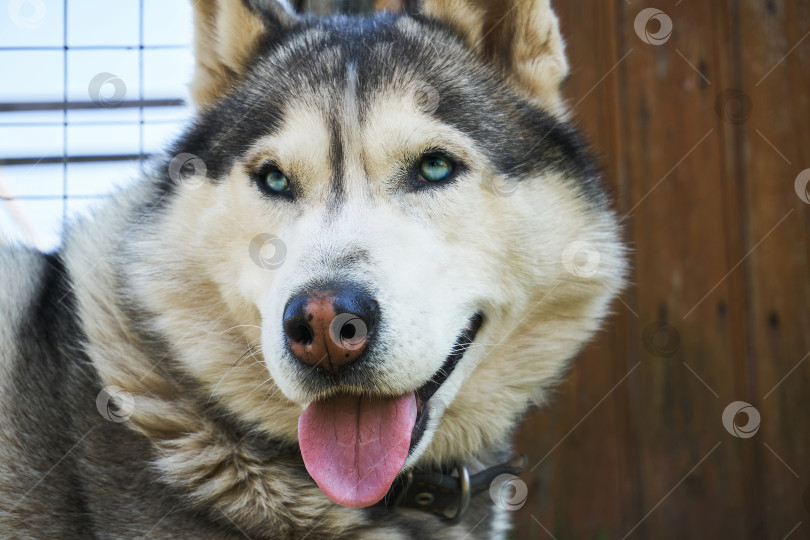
top-left (264, 168), bottom-right (290, 193)
top-left (419, 155), bottom-right (453, 183)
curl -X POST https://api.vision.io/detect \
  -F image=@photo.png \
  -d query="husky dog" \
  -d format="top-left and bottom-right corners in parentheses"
top-left (0, 0), bottom-right (625, 537)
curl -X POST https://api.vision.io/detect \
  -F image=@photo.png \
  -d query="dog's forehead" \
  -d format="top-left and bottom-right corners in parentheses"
top-left (248, 16), bottom-right (476, 112)
top-left (186, 17), bottom-right (485, 171)
top-left (172, 14), bottom-right (603, 207)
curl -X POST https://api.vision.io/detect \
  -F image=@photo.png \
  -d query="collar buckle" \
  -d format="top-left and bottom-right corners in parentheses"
top-left (386, 455), bottom-right (526, 525)
top-left (446, 464), bottom-right (471, 524)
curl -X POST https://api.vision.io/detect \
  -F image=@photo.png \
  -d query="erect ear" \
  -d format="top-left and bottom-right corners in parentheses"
top-left (190, 0), bottom-right (298, 109)
top-left (405, 0), bottom-right (569, 114)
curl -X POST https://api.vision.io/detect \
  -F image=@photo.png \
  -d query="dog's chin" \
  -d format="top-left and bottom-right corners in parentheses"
top-left (296, 312), bottom-right (484, 509)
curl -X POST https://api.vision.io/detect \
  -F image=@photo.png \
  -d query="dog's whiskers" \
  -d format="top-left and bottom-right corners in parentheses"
top-left (218, 324), bottom-right (262, 336)
top-left (205, 339), bottom-right (263, 405)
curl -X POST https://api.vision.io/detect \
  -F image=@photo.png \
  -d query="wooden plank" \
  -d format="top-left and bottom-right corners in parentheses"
top-left (597, 0), bottom-right (750, 538)
top-left (708, 0), bottom-right (768, 537)
top-left (736, 0), bottom-right (810, 538)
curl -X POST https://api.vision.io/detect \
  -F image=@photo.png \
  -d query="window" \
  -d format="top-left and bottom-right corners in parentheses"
top-left (0, 0), bottom-right (193, 251)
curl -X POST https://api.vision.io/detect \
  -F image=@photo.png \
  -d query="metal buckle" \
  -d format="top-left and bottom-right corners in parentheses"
top-left (447, 464), bottom-right (471, 524)
top-left (387, 464), bottom-right (471, 524)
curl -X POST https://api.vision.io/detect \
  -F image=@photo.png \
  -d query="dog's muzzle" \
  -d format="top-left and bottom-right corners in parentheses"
top-left (293, 303), bottom-right (485, 510)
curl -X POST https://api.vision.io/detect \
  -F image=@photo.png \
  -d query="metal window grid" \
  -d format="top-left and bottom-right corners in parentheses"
top-left (0, 0), bottom-right (376, 250)
top-left (0, 1), bottom-right (195, 250)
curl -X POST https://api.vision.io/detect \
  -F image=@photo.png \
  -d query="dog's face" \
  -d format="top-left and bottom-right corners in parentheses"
top-left (120, 0), bottom-right (624, 509)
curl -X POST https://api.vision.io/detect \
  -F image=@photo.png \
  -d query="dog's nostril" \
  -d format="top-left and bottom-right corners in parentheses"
top-left (340, 324), bottom-right (356, 340)
top-left (282, 283), bottom-right (378, 373)
top-left (289, 324), bottom-right (313, 344)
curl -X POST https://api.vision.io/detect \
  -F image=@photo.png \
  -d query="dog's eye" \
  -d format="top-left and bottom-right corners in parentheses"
top-left (418, 155), bottom-right (454, 183)
top-left (264, 168), bottom-right (290, 193)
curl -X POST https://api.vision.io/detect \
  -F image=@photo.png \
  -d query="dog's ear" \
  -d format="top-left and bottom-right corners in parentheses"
top-left (190, 0), bottom-right (298, 108)
top-left (405, 0), bottom-right (569, 113)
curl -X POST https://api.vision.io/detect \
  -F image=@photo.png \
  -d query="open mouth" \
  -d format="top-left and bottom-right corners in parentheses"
top-left (410, 312), bottom-right (484, 451)
top-left (297, 312), bottom-right (484, 509)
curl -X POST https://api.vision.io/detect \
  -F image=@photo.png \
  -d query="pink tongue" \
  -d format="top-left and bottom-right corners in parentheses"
top-left (298, 393), bottom-right (417, 508)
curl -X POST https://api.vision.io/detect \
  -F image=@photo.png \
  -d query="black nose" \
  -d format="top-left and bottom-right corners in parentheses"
top-left (282, 284), bottom-right (378, 373)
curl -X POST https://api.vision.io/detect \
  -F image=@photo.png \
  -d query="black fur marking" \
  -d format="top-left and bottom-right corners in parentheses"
top-left (328, 112), bottom-right (346, 203)
top-left (7, 253), bottom-right (97, 536)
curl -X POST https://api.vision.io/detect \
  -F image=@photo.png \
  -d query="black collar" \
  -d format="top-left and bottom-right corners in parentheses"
top-left (381, 455), bottom-right (526, 523)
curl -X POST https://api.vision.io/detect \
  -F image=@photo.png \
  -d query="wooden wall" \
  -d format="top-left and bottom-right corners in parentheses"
top-left (295, 1), bottom-right (810, 537)
top-left (513, 1), bottom-right (810, 538)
